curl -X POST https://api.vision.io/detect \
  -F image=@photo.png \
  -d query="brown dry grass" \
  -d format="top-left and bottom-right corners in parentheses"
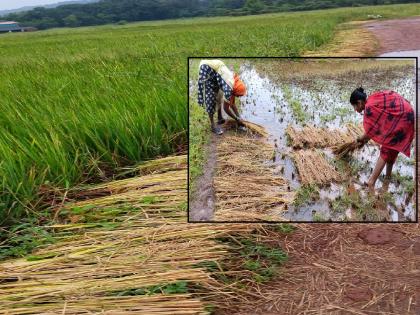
top-left (304, 21), bottom-right (379, 57)
top-left (228, 224), bottom-right (420, 315)
top-left (0, 295), bottom-right (207, 315)
top-left (291, 149), bottom-right (343, 185)
top-left (224, 119), bottom-right (268, 138)
top-left (213, 131), bottom-right (294, 221)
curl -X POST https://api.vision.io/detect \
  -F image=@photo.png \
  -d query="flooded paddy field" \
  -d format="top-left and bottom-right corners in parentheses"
top-left (239, 59), bottom-right (416, 222)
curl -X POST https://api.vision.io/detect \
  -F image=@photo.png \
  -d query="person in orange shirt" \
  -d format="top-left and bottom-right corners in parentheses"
top-left (198, 60), bottom-right (247, 135)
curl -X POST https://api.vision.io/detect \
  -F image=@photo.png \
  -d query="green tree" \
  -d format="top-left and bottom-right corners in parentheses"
top-left (244, 0), bottom-right (264, 13)
top-left (63, 14), bottom-right (80, 27)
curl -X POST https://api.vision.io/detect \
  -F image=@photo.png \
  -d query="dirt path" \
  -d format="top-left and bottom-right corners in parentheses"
top-left (227, 224), bottom-right (420, 315)
top-left (189, 135), bottom-right (217, 221)
top-left (365, 17), bottom-right (420, 54)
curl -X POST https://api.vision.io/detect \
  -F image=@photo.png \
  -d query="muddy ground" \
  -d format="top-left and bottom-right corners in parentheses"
top-left (241, 59), bottom-right (415, 222)
top-left (189, 135), bottom-right (217, 221)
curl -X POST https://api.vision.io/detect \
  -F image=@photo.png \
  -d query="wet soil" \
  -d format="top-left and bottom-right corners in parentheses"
top-left (189, 135), bottom-right (217, 222)
top-left (239, 63), bottom-right (415, 221)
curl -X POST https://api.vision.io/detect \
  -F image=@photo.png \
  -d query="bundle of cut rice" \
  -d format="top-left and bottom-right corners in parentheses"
top-left (332, 140), bottom-right (362, 159)
top-left (242, 121), bottom-right (268, 137)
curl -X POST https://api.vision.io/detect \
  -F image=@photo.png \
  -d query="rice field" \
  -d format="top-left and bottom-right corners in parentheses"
top-left (1, 3), bottom-right (420, 314)
top-left (239, 58), bottom-right (416, 221)
top-left (1, 5), bottom-right (420, 224)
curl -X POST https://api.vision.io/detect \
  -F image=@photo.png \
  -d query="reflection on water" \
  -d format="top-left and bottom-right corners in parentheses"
top-left (238, 64), bottom-right (416, 222)
top-left (380, 50), bottom-right (420, 58)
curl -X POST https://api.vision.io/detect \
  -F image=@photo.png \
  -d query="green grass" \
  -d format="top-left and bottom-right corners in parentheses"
top-left (109, 281), bottom-right (189, 296)
top-left (331, 187), bottom-right (388, 220)
top-left (1, 3), bottom-right (420, 225)
top-left (293, 184), bottom-right (320, 206)
top-left (0, 216), bottom-right (56, 260)
top-left (188, 100), bottom-right (210, 195)
top-left (211, 236), bottom-right (288, 285)
top-left (282, 84), bottom-right (309, 124)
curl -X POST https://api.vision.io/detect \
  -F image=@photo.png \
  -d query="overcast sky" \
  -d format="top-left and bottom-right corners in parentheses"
top-left (0, 1), bottom-right (62, 11)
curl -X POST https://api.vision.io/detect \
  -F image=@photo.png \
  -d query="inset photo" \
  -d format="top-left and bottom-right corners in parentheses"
top-left (188, 57), bottom-right (417, 223)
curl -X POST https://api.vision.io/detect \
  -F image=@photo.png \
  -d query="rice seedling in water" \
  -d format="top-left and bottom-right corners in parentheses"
top-left (293, 184), bottom-right (320, 207)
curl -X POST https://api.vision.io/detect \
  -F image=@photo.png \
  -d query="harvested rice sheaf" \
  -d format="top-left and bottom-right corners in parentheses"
top-left (292, 149), bottom-right (343, 185)
top-left (223, 119), bottom-right (268, 137)
top-left (287, 123), bottom-right (364, 149)
top-left (331, 140), bottom-right (363, 159)
top-left (214, 134), bottom-right (294, 221)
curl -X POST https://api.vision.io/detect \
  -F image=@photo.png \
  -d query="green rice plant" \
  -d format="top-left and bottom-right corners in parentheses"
top-left (312, 212), bottom-right (327, 222)
top-left (293, 184), bottom-right (320, 206)
top-left (110, 281), bottom-right (189, 296)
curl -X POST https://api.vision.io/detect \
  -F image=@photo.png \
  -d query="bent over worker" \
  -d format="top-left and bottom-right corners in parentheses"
top-left (350, 87), bottom-right (415, 190)
top-left (197, 59), bottom-right (247, 135)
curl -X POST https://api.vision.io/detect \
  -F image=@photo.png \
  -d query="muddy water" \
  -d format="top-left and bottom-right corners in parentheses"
top-left (238, 65), bottom-right (416, 221)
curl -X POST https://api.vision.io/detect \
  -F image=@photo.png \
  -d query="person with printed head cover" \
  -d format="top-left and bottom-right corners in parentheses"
top-left (197, 59), bottom-right (247, 135)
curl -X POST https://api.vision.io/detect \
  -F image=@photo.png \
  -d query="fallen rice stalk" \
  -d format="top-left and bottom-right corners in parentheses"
top-left (0, 154), bottom-right (274, 313)
top-left (242, 121), bottom-right (268, 137)
top-left (214, 134), bottom-right (293, 221)
top-left (223, 119), bottom-right (268, 137)
top-left (0, 295), bottom-right (207, 315)
top-left (291, 149), bottom-right (343, 185)
top-left (286, 123), bottom-right (364, 149)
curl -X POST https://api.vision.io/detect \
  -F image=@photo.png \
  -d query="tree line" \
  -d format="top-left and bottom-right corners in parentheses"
top-left (3, 0), bottom-right (418, 30)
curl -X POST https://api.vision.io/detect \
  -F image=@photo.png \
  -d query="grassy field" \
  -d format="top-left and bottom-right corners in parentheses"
top-left (1, 3), bottom-right (420, 225)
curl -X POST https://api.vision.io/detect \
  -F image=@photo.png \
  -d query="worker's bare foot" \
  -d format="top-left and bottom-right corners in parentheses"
top-left (367, 181), bottom-right (375, 194)
top-left (362, 181), bottom-right (375, 194)
top-left (380, 176), bottom-right (391, 193)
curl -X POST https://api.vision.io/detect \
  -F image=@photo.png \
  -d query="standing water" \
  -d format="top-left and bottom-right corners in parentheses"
top-left (238, 62), bottom-right (416, 221)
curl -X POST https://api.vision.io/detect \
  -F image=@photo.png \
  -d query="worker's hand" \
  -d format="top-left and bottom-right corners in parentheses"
top-left (356, 136), bottom-right (368, 147)
top-left (236, 119), bottom-right (246, 127)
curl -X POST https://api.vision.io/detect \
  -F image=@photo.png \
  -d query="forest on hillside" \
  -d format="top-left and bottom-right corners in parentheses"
top-left (2, 0), bottom-right (419, 30)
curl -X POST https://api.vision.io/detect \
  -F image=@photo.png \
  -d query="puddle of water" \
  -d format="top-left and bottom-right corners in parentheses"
top-left (380, 50), bottom-right (420, 58)
top-left (379, 51), bottom-right (419, 95)
top-left (238, 64), bottom-right (416, 222)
